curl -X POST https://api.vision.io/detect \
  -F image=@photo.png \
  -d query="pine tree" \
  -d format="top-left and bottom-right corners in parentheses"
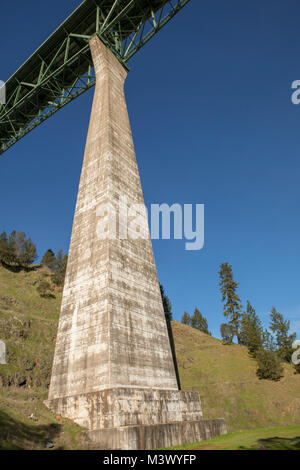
top-left (51, 251), bottom-right (68, 287)
top-left (0, 232), bottom-right (14, 264)
top-left (15, 231), bottom-right (26, 258)
top-left (41, 249), bottom-right (57, 270)
top-left (59, 254), bottom-right (68, 277)
top-left (270, 307), bottom-right (296, 362)
top-left (7, 230), bottom-right (17, 264)
top-left (240, 301), bottom-right (263, 357)
top-left (4, 231), bottom-right (37, 266)
top-left (262, 330), bottom-right (277, 352)
top-left (181, 311), bottom-right (191, 326)
top-left (220, 323), bottom-right (234, 345)
top-left (56, 249), bottom-right (63, 271)
top-left (160, 284), bottom-right (173, 322)
top-left (0, 231), bottom-right (7, 243)
top-left (191, 307), bottom-right (211, 335)
top-left (18, 237), bottom-right (37, 266)
top-left (218, 262), bottom-right (242, 343)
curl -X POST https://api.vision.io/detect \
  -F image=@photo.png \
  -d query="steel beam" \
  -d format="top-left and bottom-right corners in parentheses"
top-left (0, 0), bottom-right (191, 155)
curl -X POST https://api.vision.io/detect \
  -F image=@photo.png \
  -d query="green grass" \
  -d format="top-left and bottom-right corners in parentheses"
top-left (0, 387), bottom-right (92, 450)
top-left (167, 425), bottom-right (300, 450)
top-left (173, 322), bottom-right (300, 432)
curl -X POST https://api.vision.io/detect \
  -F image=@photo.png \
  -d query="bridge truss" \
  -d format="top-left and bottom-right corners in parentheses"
top-left (0, 0), bottom-right (190, 155)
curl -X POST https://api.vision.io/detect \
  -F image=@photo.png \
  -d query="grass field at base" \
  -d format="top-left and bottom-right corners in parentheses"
top-left (166, 425), bottom-right (300, 450)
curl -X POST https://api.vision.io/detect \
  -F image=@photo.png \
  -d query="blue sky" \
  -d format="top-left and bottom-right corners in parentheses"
top-left (0, 0), bottom-right (300, 339)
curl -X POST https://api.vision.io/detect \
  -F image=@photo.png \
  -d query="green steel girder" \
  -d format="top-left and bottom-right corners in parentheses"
top-left (0, 0), bottom-right (191, 155)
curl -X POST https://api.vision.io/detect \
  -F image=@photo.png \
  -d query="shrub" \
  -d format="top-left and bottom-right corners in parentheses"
top-left (256, 348), bottom-right (284, 381)
top-left (37, 281), bottom-right (51, 297)
top-left (51, 273), bottom-right (64, 287)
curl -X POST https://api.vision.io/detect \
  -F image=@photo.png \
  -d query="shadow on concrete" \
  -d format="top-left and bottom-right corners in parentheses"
top-left (167, 320), bottom-right (181, 390)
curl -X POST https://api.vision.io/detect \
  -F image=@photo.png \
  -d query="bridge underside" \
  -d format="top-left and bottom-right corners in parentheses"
top-left (0, 0), bottom-right (191, 155)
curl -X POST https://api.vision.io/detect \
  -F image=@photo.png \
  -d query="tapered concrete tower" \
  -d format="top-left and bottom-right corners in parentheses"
top-left (45, 36), bottom-right (226, 449)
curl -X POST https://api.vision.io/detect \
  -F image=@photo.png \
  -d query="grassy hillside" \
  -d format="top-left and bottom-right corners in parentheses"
top-left (0, 264), bottom-right (61, 388)
top-left (0, 264), bottom-right (91, 449)
top-left (173, 322), bottom-right (300, 431)
top-left (0, 264), bottom-right (299, 449)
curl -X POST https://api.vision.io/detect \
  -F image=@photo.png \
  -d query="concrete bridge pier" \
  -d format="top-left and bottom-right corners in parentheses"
top-left (45, 35), bottom-right (226, 449)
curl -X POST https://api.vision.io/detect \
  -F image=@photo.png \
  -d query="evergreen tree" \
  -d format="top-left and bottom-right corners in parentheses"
top-left (0, 231), bottom-right (15, 264)
top-left (7, 230), bottom-right (17, 263)
top-left (181, 311), bottom-right (191, 326)
top-left (262, 330), bottom-right (277, 352)
top-left (41, 249), bottom-right (57, 270)
top-left (51, 252), bottom-right (68, 287)
top-left (220, 323), bottom-right (234, 345)
top-left (14, 231), bottom-right (26, 258)
top-left (0, 232), bottom-right (7, 254)
top-left (59, 254), bottom-right (68, 277)
top-left (4, 231), bottom-right (37, 266)
top-left (160, 284), bottom-right (173, 322)
top-left (0, 232), bottom-right (7, 243)
top-left (218, 262), bottom-right (242, 343)
top-left (256, 348), bottom-right (284, 381)
top-left (270, 307), bottom-right (296, 362)
top-left (191, 307), bottom-right (211, 335)
top-left (240, 301), bottom-right (263, 357)
top-left (56, 249), bottom-right (63, 271)
top-left (18, 237), bottom-right (37, 266)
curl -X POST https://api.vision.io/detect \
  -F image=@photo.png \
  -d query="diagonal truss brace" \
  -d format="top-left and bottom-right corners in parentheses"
top-left (0, 0), bottom-right (191, 156)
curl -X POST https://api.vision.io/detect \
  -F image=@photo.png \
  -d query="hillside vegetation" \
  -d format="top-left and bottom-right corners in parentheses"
top-left (0, 264), bottom-right (299, 449)
top-left (173, 321), bottom-right (300, 431)
top-left (168, 425), bottom-right (300, 450)
top-left (0, 264), bottom-right (90, 449)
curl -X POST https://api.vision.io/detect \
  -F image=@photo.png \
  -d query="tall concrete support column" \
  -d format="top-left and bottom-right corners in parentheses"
top-left (45, 36), bottom-right (226, 449)
top-left (48, 35), bottom-right (178, 400)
